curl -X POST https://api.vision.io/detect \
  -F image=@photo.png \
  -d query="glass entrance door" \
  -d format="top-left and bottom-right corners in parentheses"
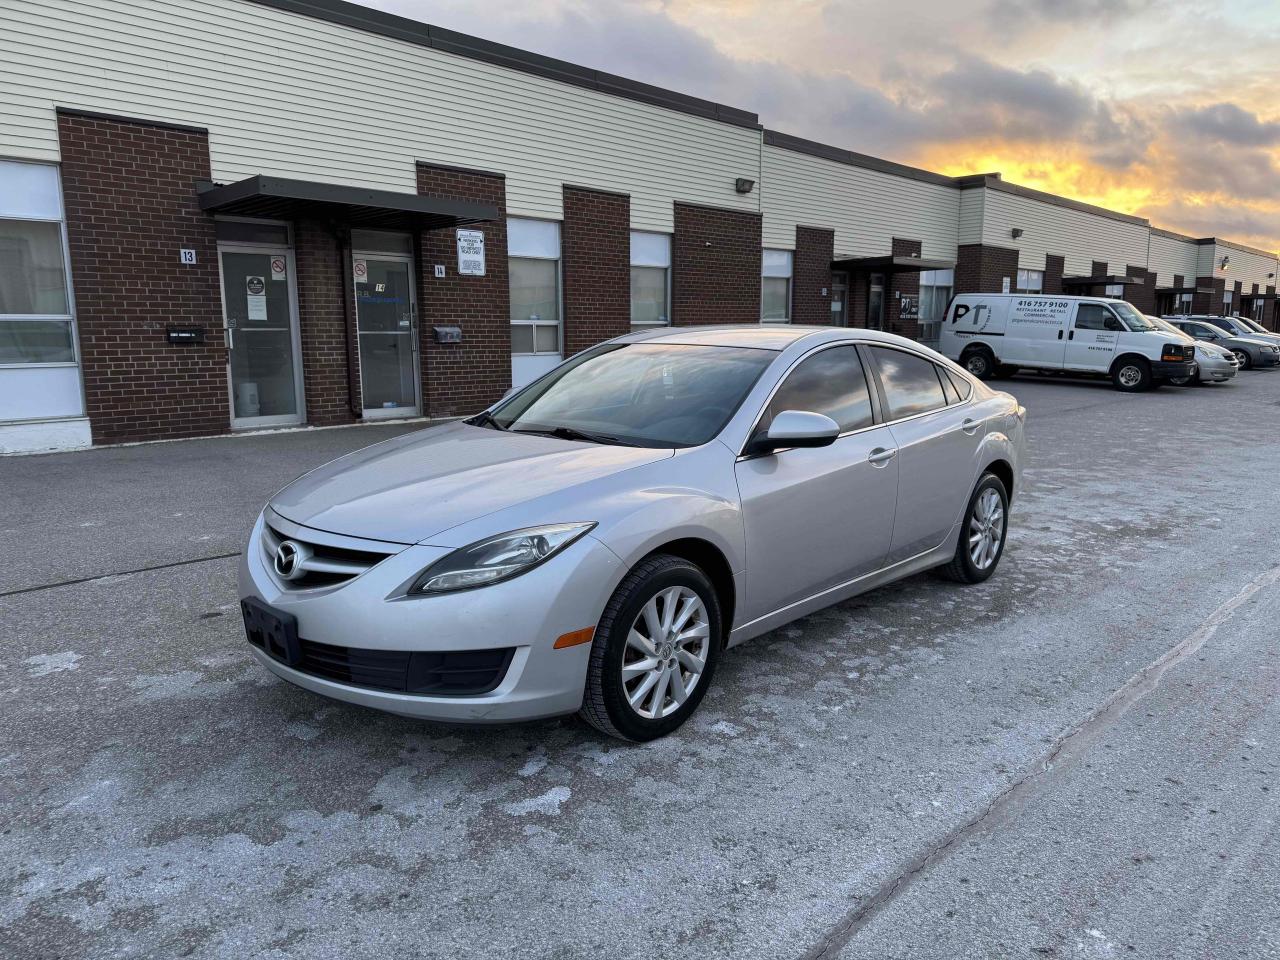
top-left (219, 248), bottom-right (304, 428)
top-left (868, 274), bottom-right (886, 330)
top-left (354, 256), bottom-right (419, 417)
top-left (831, 273), bottom-right (848, 326)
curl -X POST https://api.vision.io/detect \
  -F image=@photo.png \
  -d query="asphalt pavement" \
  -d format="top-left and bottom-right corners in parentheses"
top-left (2, 371), bottom-right (1278, 959)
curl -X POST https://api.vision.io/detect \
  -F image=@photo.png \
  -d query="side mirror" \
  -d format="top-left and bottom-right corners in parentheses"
top-left (750, 410), bottom-right (840, 455)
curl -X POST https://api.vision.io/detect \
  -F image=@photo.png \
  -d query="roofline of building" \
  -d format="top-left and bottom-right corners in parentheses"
top-left (246, 0), bottom-right (1276, 260)
top-left (243, 0), bottom-right (761, 130)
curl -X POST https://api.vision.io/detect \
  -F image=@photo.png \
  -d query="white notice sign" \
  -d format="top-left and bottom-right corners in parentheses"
top-left (456, 229), bottom-right (485, 276)
top-left (1001, 276), bottom-right (1011, 293)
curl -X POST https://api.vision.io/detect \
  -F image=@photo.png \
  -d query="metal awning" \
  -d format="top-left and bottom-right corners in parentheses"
top-left (1156, 285), bottom-right (1215, 295)
top-left (831, 255), bottom-right (955, 274)
top-left (197, 175), bottom-right (498, 229)
top-left (1062, 274), bottom-right (1142, 287)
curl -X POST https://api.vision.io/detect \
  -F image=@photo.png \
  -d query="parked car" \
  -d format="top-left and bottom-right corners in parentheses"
top-left (1162, 317), bottom-right (1280, 370)
top-left (240, 326), bottom-right (1026, 741)
top-left (1147, 316), bottom-right (1238, 384)
top-left (940, 294), bottom-right (1196, 392)
top-left (1201, 314), bottom-right (1280, 352)
top-left (1235, 315), bottom-right (1280, 340)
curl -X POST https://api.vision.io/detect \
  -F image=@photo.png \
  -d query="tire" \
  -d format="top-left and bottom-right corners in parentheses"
top-left (939, 474), bottom-right (1009, 584)
top-left (1111, 357), bottom-right (1152, 392)
top-left (1168, 373), bottom-right (1197, 387)
top-left (579, 554), bottom-right (722, 742)
top-left (1232, 349), bottom-right (1253, 370)
top-left (962, 347), bottom-right (997, 381)
top-left (995, 363), bottom-right (1020, 379)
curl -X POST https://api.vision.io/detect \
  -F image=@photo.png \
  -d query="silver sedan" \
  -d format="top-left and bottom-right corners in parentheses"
top-left (240, 326), bottom-right (1027, 740)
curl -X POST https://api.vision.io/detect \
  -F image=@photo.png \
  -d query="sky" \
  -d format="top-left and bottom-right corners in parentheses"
top-left (356, 0), bottom-right (1280, 252)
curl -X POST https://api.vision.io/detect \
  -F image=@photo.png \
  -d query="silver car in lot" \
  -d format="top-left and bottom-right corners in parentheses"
top-left (240, 326), bottom-right (1026, 740)
top-left (1148, 316), bottom-right (1238, 384)
top-left (1163, 317), bottom-right (1280, 370)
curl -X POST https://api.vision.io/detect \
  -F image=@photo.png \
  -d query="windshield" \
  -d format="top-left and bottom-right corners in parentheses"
top-left (1239, 317), bottom-right (1268, 333)
top-left (1148, 316), bottom-right (1189, 339)
top-left (487, 342), bottom-right (776, 448)
top-left (1111, 302), bottom-right (1158, 331)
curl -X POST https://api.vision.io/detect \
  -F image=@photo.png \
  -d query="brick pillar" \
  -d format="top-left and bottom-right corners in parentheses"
top-left (294, 220), bottom-right (359, 424)
top-left (1124, 264), bottom-right (1157, 315)
top-left (1192, 276), bottom-right (1225, 316)
top-left (849, 273), bottom-right (869, 327)
top-left (1267, 286), bottom-right (1278, 331)
top-left (57, 110), bottom-right (228, 444)
top-left (1044, 255), bottom-right (1065, 295)
top-left (887, 238), bottom-right (923, 339)
top-left (561, 185), bottom-right (630, 355)
top-left (792, 226), bottom-right (835, 325)
top-left (415, 163), bottom-right (510, 417)
top-left (672, 202), bottom-right (762, 324)
top-left (955, 244), bottom-right (1018, 294)
top-left (1232, 280), bottom-right (1243, 315)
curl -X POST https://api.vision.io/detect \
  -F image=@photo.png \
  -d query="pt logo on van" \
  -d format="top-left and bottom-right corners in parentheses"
top-left (952, 303), bottom-right (992, 331)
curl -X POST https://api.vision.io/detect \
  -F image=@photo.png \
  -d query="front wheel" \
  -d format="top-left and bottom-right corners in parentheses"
top-left (1111, 357), bottom-right (1152, 392)
top-left (1168, 372), bottom-right (1198, 387)
top-left (579, 554), bottom-right (722, 741)
top-left (1232, 349), bottom-right (1253, 370)
top-left (939, 474), bottom-right (1009, 584)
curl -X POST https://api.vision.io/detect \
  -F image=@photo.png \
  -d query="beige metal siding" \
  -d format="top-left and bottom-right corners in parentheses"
top-left (979, 189), bottom-right (1148, 275)
top-left (0, 0), bottom-right (761, 231)
top-left (957, 189), bottom-right (984, 246)
top-left (1209, 243), bottom-right (1278, 289)
top-left (761, 145), bottom-right (959, 259)
top-left (1148, 233), bottom-right (1200, 287)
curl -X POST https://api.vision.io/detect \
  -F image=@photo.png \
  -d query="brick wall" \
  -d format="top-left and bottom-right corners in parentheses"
top-left (1044, 255), bottom-right (1064, 295)
top-left (672, 202), bottom-right (762, 324)
top-left (1124, 264), bottom-right (1157, 315)
top-left (793, 226), bottom-right (834, 325)
top-left (887, 238), bottom-right (922, 339)
top-left (416, 163), bottom-right (510, 417)
top-left (956, 243), bottom-right (1018, 294)
top-left (57, 110), bottom-right (227, 444)
top-left (562, 186), bottom-right (630, 355)
top-left (1192, 276), bottom-right (1226, 316)
top-left (295, 220), bottom-right (359, 424)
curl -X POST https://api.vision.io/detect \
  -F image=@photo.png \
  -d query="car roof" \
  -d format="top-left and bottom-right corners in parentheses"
top-left (613, 325), bottom-right (916, 351)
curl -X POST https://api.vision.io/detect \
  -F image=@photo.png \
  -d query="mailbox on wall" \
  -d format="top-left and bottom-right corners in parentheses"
top-left (433, 326), bottom-right (463, 344)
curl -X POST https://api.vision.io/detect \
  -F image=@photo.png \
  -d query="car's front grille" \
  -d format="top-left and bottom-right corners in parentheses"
top-left (251, 634), bottom-right (515, 696)
top-left (261, 522), bottom-right (396, 589)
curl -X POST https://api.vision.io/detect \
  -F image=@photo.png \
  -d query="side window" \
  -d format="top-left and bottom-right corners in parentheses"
top-left (1074, 304), bottom-right (1121, 331)
top-left (947, 366), bottom-right (972, 399)
top-left (867, 346), bottom-right (948, 419)
top-left (1206, 317), bottom-right (1231, 332)
top-left (765, 346), bottom-right (874, 433)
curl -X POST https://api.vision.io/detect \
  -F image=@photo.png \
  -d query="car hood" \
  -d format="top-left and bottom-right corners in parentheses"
top-left (1227, 336), bottom-right (1274, 348)
top-left (269, 422), bottom-right (673, 544)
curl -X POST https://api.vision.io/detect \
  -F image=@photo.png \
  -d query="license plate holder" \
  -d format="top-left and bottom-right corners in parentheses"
top-left (241, 596), bottom-right (300, 667)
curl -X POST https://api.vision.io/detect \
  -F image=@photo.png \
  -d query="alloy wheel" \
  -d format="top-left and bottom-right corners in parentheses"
top-left (968, 487), bottom-right (1005, 571)
top-left (621, 587), bottom-right (711, 720)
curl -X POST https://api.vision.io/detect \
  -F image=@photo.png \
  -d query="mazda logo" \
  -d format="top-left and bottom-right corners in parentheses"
top-left (273, 540), bottom-right (310, 581)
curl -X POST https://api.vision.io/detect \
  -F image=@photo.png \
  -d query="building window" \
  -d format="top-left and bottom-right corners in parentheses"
top-left (1223, 289), bottom-right (1234, 314)
top-left (1015, 269), bottom-right (1043, 294)
top-left (508, 218), bottom-right (561, 356)
top-left (630, 231), bottom-right (670, 327)
top-left (1175, 293), bottom-right (1193, 315)
top-left (1105, 284), bottom-right (1124, 297)
top-left (762, 249), bottom-right (792, 323)
top-left (0, 161), bottom-right (75, 365)
top-left (917, 268), bottom-right (954, 343)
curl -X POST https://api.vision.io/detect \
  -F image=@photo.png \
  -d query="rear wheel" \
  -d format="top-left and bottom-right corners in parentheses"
top-left (939, 474), bottom-right (1009, 584)
top-left (962, 347), bottom-right (997, 381)
top-left (1111, 357), bottom-right (1152, 392)
top-left (579, 555), bottom-right (722, 742)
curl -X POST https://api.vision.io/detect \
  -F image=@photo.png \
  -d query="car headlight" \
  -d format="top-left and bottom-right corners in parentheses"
top-left (410, 523), bottom-right (596, 594)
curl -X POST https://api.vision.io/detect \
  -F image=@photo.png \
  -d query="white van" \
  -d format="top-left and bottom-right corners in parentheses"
top-left (938, 294), bottom-right (1197, 392)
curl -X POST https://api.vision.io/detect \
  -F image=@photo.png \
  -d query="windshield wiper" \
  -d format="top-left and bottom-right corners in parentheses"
top-left (468, 410), bottom-right (507, 431)
top-left (515, 425), bottom-right (640, 446)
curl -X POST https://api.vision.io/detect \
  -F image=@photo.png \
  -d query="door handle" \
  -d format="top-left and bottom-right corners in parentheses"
top-left (1068, 330), bottom-right (1075, 340)
top-left (961, 418), bottom-right (980, 435)
top-left (867, 447), bottom-right (897, 465)
top-left (1057, 330), bottom-right (1064, 340)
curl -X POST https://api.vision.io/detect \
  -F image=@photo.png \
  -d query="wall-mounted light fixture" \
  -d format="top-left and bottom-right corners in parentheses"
top-left (1268, 272), bottom-right (1276, 280)
top-left (735, 178), bottom-right (755, 194)
top-left (1011, 228), bottom-right (1024, 240)
top-left (1220, 255), bottom-right (1230, 270)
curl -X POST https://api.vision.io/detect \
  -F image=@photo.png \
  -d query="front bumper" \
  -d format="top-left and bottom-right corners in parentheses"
top-left (1253, 351), bottom-right (1280, 368)
top-left (239, 511), bottom-right (625, 722)
top-left (1197, 356), bottom-right (1238, 381)
top-left (1152, 359), bottom-right (1197, 378)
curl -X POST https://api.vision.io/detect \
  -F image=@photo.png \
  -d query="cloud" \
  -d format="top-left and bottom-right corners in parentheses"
top-left (1169, 102), bottom-right (1280, 148)
top-left (987, 0), bottom-right (1164, 23)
